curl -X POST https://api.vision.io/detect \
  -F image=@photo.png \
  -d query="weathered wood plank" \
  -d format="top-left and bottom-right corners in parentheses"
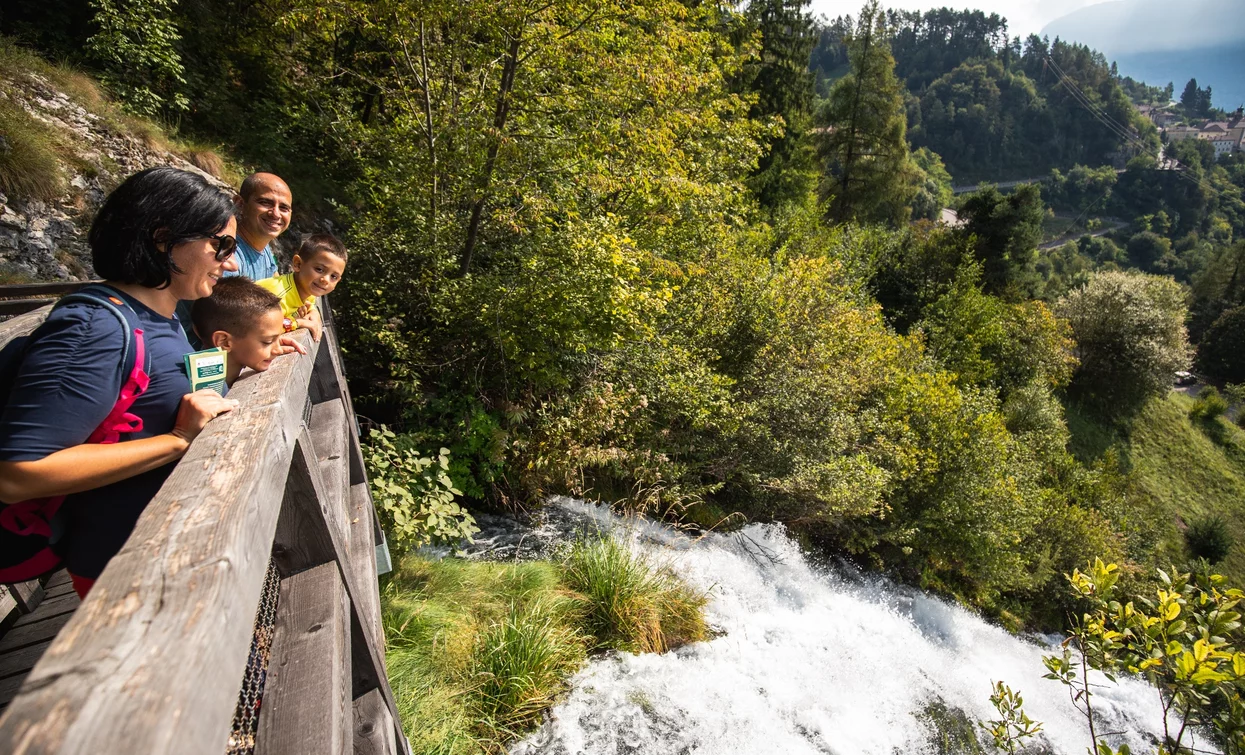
top-left (272, 432), bottom-right (348, 578)
top-left (348, 484), bottom-right (384, 672)
top-left (38, 583), bottom-right (75, 602)
top-left (0, 281), bottom-right (98, 298)
top-left (0, 329), bottom-right (319, 755)
top-left (0, 612), bottom-right (75, 653)
top-left (352, 689), bottom-right (397, 755)
top-left (10, 593), bottom-right (76, 626)
top-left (0, 300), bottom-right (57, 317)
top-left (309, 399), bottom-right (350, 550)
top-left (43, 572), bottom-right (70, 591)
top-left (254, 563), bottom-right (351, 755)
top-left (0, 641), bottom-right (52, 680)
top-left (0, 674), bottom-right (25, 709)
top-left (0, 305), bottom-right (51, 349)
top-left (8, 582), bottom-right (44, 614)
top-left (265, 430), bottom-right (404, 750)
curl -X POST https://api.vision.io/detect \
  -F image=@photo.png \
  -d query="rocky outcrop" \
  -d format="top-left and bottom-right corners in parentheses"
top-left (0, 72), bottom-right (227, 280)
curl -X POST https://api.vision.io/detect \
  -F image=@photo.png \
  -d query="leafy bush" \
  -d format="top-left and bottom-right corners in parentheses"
top-left (1186, 515), bottom-right (1234, 564)
top-left (1189, 386), bottom-right (1230, 422)
top-left (1044, 561), bottom-right (1245, 754)
top-left (364, 427), bottom-right (478, 551)
top-left (1057, 271), bottom-right (1191, 415)
top-left (559, 535), bottom-right (707, 653)
top-left (85, 0), bottom-right (188, 117)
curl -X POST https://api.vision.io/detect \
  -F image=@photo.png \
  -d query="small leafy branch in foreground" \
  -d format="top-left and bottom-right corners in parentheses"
top-left (365, 426), bottom-right (478, 550)
top-left (1042, 558), bottom-right (1245, 755)
top-left (982, 681), bottom-right (1042, 754)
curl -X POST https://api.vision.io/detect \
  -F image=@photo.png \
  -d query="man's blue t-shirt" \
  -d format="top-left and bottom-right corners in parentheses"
top-left (176, 234), bottom-right (277, 343)
top-left (0, 287), bottom-right (192, 578)
top-left (227, 235), bottom-right (277, 282)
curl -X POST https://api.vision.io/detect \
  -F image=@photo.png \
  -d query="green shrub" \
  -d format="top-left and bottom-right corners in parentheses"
top-left (1189, 386), bottom-right (1230, 422)
top-left (1185, 514), bottom-right (1234, 564)
top-left (364, 426), bottom-right (478, 551)
top-left (85, 0), bottom-right (189, 117)
top-left (559, 535), bottom-right (707, 653)
top-left (0, 98), bottom-right (62, 201)
top-left (470, 600), bottom-right (585, 738)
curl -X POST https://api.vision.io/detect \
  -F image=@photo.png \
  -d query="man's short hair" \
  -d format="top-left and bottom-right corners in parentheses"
top-left (239, 172), bottom-right (287, 201)
top-left (297, 232), bottom-right (348, 263)
top-left (191, 277), bottom-right (282, 339)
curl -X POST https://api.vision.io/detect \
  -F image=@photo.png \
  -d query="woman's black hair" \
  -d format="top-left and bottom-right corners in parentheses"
top-left (89, 167), bottom-right (236, 289)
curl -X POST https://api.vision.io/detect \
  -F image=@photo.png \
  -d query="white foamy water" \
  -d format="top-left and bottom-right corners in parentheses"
top-left (503, 498), bottom-right (1206, 755)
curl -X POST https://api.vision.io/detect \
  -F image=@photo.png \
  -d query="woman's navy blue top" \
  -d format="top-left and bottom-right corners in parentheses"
top-left (0, 288), bottom-right (191, 578)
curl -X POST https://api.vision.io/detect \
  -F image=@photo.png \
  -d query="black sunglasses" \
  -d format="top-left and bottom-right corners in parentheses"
top-left (206, 233), bottom-right (238, 261)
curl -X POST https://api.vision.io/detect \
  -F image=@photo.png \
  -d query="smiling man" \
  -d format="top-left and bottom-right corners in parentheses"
top-left (230, 172), bottom-right (293, 281)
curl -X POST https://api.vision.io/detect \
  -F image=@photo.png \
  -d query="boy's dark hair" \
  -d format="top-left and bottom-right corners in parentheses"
top-left (296, 232), bottom-right (348, 263)
top-left (89, 167), bottom-right (236, 289)
top-left (191, 277), bottom-right (282, 340)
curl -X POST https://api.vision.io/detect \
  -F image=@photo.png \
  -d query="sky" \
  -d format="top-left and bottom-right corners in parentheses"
top-left (807, 0), bottom-right (1099, 37)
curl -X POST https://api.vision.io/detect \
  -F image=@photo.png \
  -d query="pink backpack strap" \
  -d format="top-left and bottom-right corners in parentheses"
top-left (86, 328), bottom-right (150, 445)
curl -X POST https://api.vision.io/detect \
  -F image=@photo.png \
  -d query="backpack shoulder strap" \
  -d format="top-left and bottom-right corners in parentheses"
top-left (53, 285), bottom-right (145, 378)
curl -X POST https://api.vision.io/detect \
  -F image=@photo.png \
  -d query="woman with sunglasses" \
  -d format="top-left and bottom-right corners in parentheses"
top-left (0, 167), bottom-right (256, 599)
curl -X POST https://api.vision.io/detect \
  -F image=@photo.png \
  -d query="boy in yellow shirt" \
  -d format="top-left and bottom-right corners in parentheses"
top-left (190, 278), bottom-right (299, 388)
top-left (256, 233), bottom-right (348, 342)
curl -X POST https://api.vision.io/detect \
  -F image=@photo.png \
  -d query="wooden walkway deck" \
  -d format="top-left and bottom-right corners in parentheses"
top-left (0, 572), bottom-right (79, 712)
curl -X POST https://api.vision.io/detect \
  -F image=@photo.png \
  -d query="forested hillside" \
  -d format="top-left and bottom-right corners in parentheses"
top-left (2, 0), bottom-right (1244, 636)
top-left (812, 9), bottom-right (1159, 182)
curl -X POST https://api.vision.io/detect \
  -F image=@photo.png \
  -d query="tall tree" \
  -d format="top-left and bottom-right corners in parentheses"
top-left (816, 0), bottom-right (912, 225)
top-left (958, 183), bottom-right (1045, 297)
top-left (741, 0), bottom-right (819, 213)
top-left (1181, 77), bottom-right (1207, 116)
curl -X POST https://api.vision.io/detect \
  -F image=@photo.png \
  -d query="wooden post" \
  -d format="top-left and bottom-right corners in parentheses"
top-left (351, 689), bottom-right (397, 755)
top-left (254, 563), bottom-right (352, 755)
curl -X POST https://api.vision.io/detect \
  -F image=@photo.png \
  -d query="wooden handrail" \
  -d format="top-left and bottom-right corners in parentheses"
top-left (0, 298), bottom-right (406, 755)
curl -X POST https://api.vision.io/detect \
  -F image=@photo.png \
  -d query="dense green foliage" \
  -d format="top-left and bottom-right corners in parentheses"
top-left (381, 538), bottom-right (706, 751)
top-left (6, 0), bottom-right (1242, 629)
top-left (364, 427), bottom-right (479, 550)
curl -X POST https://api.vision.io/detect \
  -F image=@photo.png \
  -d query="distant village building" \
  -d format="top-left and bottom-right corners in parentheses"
top-left (1161, 109), bottom-right (1245, 156)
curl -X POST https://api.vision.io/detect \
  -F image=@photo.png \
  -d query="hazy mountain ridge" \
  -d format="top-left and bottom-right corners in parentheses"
top-left (1042, 0), bottom-right (1245, 108)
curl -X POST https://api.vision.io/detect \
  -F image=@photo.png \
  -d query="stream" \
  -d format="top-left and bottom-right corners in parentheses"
top-left (456, 498), bottom-right (1207, 755)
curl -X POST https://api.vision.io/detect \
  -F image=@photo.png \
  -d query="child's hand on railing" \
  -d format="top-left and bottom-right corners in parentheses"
top-left (277, 332), bottom-right (309, 356)
top-left (296, 313), bottom-right (323, 342)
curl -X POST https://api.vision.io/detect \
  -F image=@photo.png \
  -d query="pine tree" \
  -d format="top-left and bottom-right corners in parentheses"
top-left (1181, 78), bottom-right (1201, 113)
top-left (816, 0), bottom-right (913, 224)
top-left (742, 0), bottom-right (819, 213)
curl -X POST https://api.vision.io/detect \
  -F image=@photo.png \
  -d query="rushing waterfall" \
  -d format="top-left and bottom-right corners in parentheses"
top-left (461, 498), bottom-right (1207, 755)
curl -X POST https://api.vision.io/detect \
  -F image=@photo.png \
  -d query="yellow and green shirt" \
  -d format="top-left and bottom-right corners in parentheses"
top-left (256, 272), bottom-right (315, 320)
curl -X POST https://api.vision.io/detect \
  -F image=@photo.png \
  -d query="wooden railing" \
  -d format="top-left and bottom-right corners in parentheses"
top-left (0, 297), bottom-right (407, 755)
top-left (0, 281), bottom-right (101, 318)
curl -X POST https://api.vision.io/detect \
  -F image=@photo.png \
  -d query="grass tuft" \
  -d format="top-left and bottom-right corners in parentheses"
top-left (561, 536), bottom-right (708, 653)
top-left (381, 534), bottom-right (708, 754)
top-left (0, 96), bottom-right (62, 201)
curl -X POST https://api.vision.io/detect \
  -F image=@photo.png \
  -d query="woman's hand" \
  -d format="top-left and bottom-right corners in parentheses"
top-left (170, 390), bottom-right (239, 444)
